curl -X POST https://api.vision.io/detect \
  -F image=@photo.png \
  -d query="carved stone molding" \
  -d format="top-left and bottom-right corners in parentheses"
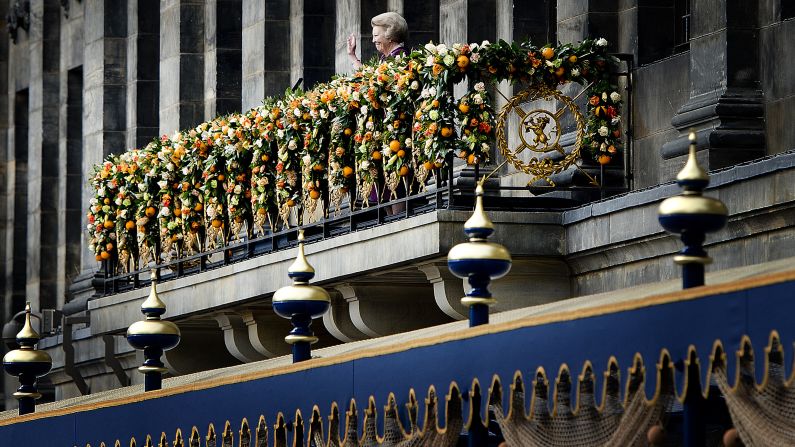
top-left (6, 0), bottom-right (30, 43)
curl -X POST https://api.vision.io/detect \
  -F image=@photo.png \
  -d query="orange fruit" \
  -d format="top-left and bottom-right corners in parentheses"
top-left (125, 220), bottom-right (135, 231)
top-left (106, 243), bottom-right (114, 251)
top-left (434, 161), bottom-right (444, 168)
top-left (190, 221), bottom-right (200, 233)
top-left (467, 154), bottom-right (477, 165)
top-left (309, 190), bottom-right (321, 200)
top-left (371, 151), bottom-right (382, 161)
top-left (217, 174), bottom-right (225, 181)
top-left (423, 161), bottom-right (434, 171)
top-left (95, 254), bottom-right (103, 261)
top-left (541, 47), bottom-right (555, 59)
top-left (257, 207), bottom-right (266, 215)
top-left (103, 198), bottom-right (110, 205)
top-left (456, 55), bottom-right (469, 68)
top-left (343, 128), bottom-right (353, 136)
top-left (398, 165), bottom-right (410, 176)
top-left (103, 220), bottom-right (115, 229)
top-left (182, 182), bottom-right (191, 191)
top-left (181, 208), bottom-right (190, 215)
top-left (335, 147), bottom-right (345, 157)
top-left (393, 120), bottom-right (401, 128)
top-left (313, 164), bottom-right (325, 171)
top-left (389, 140), bottom-right (401, 152)
top-left (145, 206), bottom-right (156, 217)
top-left (598, 154), bottom-right (612, 165)
top-left (342, 166), bottom-right (354, 178)
top-left (286, 199), bottom-right (295, 207)
top-left (555, 67), bottom-right (565, 77)
top-left (431, 100), bottom-right (440, 108)
top-left (458, 103), bottom-right (470, 113)
top-left (397, 149), bottom-right (406, 158)
top-left (459, 150), bottom-right (468, 159)
top-left (211, 219), bottom-right (223, 228)
top-left (568, 55), bottom-right (578, 63)
top-left (261, 154), bottom-right (270, 162)
top-left (100, 251), bottom-right (110, 260)
top-left (194, 202), bottom-right (203, 212)
top-left (440, 127), bottom-right (453, 138)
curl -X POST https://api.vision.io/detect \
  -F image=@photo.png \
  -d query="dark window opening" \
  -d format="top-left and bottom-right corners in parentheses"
top-left (65, 67), bottom-right (83, 296)
top-left (783, 0), bottom-right (795, 20)
top-left (674, 0), bottom-right (691, 53)
top-left (12, 90), bottom-right (29, 315)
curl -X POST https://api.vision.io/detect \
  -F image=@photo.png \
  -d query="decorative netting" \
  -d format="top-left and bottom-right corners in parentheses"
top-left (492, 362), bottom-right (675, 447)
top-left (713, 336), bottom-right (795, 447)
top-left (314, 388), bottom-right (462, 447)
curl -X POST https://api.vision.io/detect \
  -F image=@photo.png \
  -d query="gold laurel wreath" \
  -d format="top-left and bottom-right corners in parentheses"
top-left (496, 84), bottom-right (586, 186)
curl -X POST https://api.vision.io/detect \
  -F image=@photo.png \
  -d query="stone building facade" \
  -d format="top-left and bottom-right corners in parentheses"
top-left (0, 0), bottom-right (794, 409)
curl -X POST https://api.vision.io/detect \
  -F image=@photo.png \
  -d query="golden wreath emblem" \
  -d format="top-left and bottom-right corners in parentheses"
top-left (496, 84), bottom-right (587, 186)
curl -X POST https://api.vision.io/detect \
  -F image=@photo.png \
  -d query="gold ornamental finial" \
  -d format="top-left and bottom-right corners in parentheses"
top-left (676, 131), bottom-right (709, 188)
top-left (463, 181), bottom-right (494, 237)
top-left (288, 230), bottom-right (315, 278)
top-left (141, 271), bottom-right (167, 317)
top-left (17, 302), bottom-right (40, 345)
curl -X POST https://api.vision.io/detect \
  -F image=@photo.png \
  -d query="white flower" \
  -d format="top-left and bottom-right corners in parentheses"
top-left (233, 184), bottom-right (242, 195)
top-left (302, 155), bottom-right (312, 165)
top-left (429, 110), bottom-right (439, 120)
top-left (428, 86), bottom-right (437, 97)
top-left (610, 92), bottom-right (621, 102)
top-left (277, 129), bottom-right (285, 139)
top-left (365, 120), bottom-right (374, 130)
top-left (443, 54), bottom-right (455, 66)
top-left (114, 198), bottom-right (123, 206)
top-left (469, 43), bottom-right (479, 51)
top-left (598, 126), bottom-right (609, 137)
top-left (157, 180), bottom-right (168, 189)
top-left (404, 138), bottom-right (413, 148)
top-left (293, 108), bottom-right (301, 117)
top-left (301, 98), bottom-right (310, 107)
top-left (410, 81), bottom-right (419, 90)
top-left (320, 109), bottom-right (328, 119)
top-left (379, 93), bottom-right (388, 102)
top-left (288, 139), bottom-right (298, 150)
top-left (182, 167), bottom-right (190, 175)
top-left (361, 160), bottom-right (370, 170)
top-left (159, 207), bottom-right (171, 217)
top-left (596, 38), bottom-right (608, 47)
top-left (474, 95), bottom-right (483, 105)
top-left (227, 128), bottom-right (235, 138)
top-left (471, 53), bottom-right (480, 63)
top-left (481, 143), bottom-right (490, 152)
top-left (255, 138), bottom-right (263, 148)
top-left (383, 146), bottom-right (392, 156)
top-left (167, 163), bottom-right (175, 172)
top-left (425, 139), bottom-right (433, 150)
top-left (611, 117), bottom-right (621, 125)
top-left (352, 91), bottom-right (361, 101)
top-left (602, 92), bottom-right (608, 101)
top-left (360, 105), bottom-right (368, 115)
top-left (426, 55), bottom-right (435, 66)
top-left (481, 40), bottom-right (490, 48)
top-left (436, 44), bottom-right (448, 55)
top-left (310, 109), bottom-right (318, 119)
top-left (571, 68), bottom-right (580, 77)
top-left (424, 42), bottom-right (436, 52)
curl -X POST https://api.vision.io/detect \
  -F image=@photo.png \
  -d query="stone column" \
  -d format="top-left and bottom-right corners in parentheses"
top-left (759, 0), bottom-right (795, 155)
top-left (38, 0), bottom-right (61, 310)
top-left (159, 0), bottom-right (204, 134)
top-left (205, 0), bottom-right (241, 119)
top-left (81, 0), bottom-right (127, 273)
top-left (334, 0), bottom-right (359, 75)
top-left (126, 0), bottom-right (160, 149)
top-left (0, 0), bottom-right (12, 319)
top-left (241, 0), bottom-right (290, 110)
top-left (661, 1), bottom-right (765, 172)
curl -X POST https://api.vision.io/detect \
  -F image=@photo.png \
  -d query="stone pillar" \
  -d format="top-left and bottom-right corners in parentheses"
top-left (127, 0), bottom-right (160, 149)
top-left (0, 0), bottom-right (12, 320)
top-left (557, 0), bottom-right (617, 45)
top-left (205, 0), bottom-right (241, 118)
top-left (661, 1), bottom-right (765, 171)
top-left (159, 0), bottom-right (204, 134)
top-left (758, 1), bottom-right (794, 155)
top-left (81, 0), bottom-right (127, 273)
top-left (38, 0), bottom-right (61, 310)
top-left (241, 0), bottom-right (290, 110)
top-left (334, 0), bottom-right (359, 75)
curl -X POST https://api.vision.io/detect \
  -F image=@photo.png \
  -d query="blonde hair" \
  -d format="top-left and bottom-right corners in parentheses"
top-left (371, 12), bottom-right (408, 44)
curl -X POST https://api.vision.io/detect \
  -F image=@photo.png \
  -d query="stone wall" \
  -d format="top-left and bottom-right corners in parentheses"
top-left (1, 0), bottom-right (795, 409)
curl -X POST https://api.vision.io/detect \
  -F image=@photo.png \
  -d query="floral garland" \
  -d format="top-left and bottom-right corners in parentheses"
top-left (88, 37), bottom-right (622, 264)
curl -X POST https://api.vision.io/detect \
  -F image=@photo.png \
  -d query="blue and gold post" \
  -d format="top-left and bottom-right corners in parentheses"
top-left (2, 303), bottom-right (52, 415)
top-left (273, 230), bottom-right (330, 363)
top-left (448, 182), bottom-right (512, 327)
top-left (126, 271), bottom-right (181, 391)
top-left (658, 132), bottom-right (728, 289)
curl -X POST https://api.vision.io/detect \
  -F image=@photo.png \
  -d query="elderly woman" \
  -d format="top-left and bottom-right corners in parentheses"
top-left (347, 12), bottom-right (408, 69)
